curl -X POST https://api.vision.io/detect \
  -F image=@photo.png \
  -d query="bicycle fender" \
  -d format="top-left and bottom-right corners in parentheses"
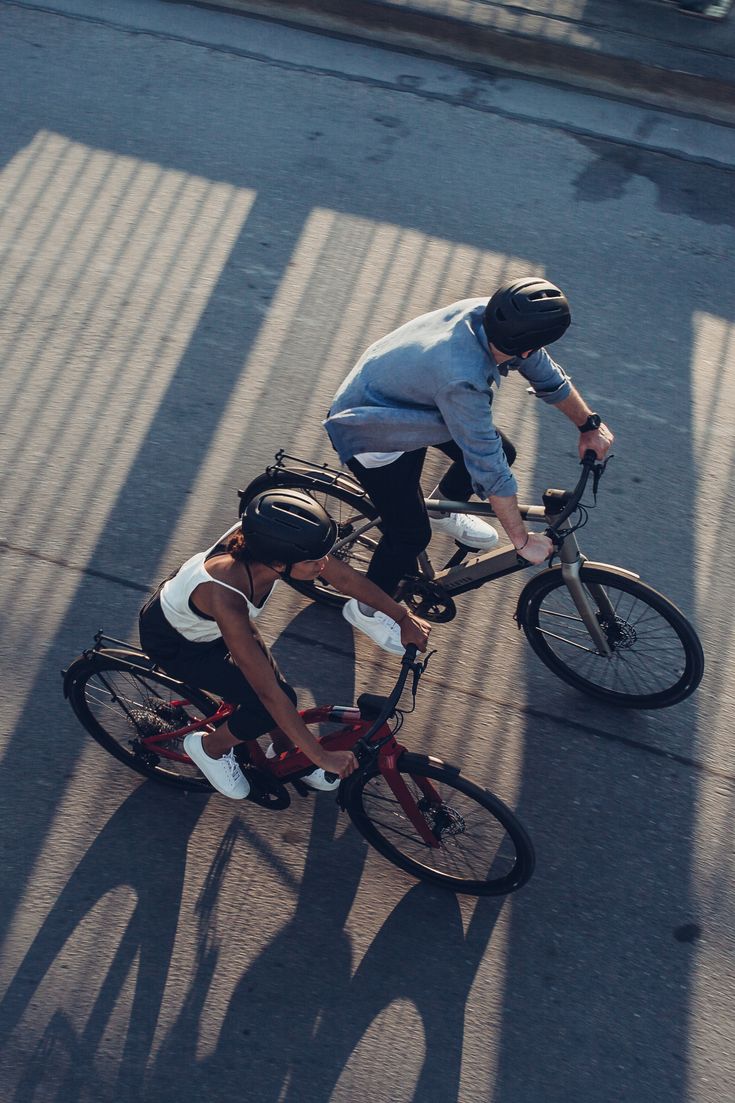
top-left (514, 561), bottom-right (641, 628)
top-left (578, 561), bottom-right (641, 582)
top-left (61, 648), bottom-right (154, 698)
top-left (426, 754), bottom-right (458, 773)
top-left (238, 467), bottom-right (369, 514)
top-left (61, 656), bottom-right (87, 698)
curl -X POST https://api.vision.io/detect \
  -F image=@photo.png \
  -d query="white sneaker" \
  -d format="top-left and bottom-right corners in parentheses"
top-left (183, 733), bottom-right (250, 799)
top-left (302, 768), bottom-right (341, 791)
top-left (266, 743), bottom-right (340, 791)
top-left (342, 599), bottom-right (405, 655)
top-left (430, 511), bottom-right (499, 550)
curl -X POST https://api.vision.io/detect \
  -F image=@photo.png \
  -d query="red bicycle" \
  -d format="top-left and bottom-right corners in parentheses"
top-left (63, 637), bottom-right (534, 896)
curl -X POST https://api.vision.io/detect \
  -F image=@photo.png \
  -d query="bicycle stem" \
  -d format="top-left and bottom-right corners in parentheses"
top-left (544, 451), bottom-right (600, 538)
top-left (352, 646), bottom-right (424, 759)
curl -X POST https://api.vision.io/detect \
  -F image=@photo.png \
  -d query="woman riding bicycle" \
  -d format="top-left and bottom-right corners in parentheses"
top-left (139, 489), bottom-right (430, 801)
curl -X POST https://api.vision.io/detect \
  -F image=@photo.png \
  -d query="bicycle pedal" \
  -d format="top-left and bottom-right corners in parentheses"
top-left (242, 768), bottom-right (291, 810)
top-left (290, 778), bottom-right (312, 798)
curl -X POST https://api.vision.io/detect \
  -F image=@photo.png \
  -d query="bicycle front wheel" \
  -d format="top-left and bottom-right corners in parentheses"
top-left (65, 651), bottom-right (219, 789)
top-left (518, 565), bottom-right (704, 708)
top-left (344, 753), bottom-right (534, 896)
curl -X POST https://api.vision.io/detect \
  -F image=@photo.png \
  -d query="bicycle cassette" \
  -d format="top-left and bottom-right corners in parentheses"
top-left (399, 578), bottom-right (456, 623)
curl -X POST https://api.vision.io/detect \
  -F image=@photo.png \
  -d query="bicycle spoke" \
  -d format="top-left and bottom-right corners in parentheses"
top-left (81, 666), bottom-right (207, 780)
top-left (358, 772), bottom-right (521, 885)
top-left (526, 569), bottom-right (698, 706)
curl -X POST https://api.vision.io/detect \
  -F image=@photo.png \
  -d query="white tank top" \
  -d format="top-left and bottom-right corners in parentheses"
top-left (159, 523), bottom-right (277, 642)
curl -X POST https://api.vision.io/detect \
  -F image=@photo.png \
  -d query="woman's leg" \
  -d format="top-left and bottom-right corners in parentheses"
top-left (141, 597), bottom-right (295, 754)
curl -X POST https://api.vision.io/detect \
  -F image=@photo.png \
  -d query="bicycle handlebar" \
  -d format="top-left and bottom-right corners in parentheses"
top-left (322, 645), bottom-right (425, 783)
top-left (325, 456), bottom-right (606, 781)
top-left (545, 449), bottom-right (603, 536)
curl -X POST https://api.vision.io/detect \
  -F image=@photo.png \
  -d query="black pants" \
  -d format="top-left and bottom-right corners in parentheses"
top-left (346, 434), bottom-right (516, 597)
top-left (139, 593), bottom-right (296, 741)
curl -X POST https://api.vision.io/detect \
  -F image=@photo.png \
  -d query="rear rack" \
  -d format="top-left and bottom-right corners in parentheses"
top-left (263, 450), bottom-right (370, 500)
top-left (93, 629), bottom-right (146, 653)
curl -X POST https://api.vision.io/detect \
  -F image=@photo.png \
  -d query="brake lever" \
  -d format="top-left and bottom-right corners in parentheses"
top-left (410, 648), bottom-right (436, 705)
top-left (591, 454), bottom-right (612, 501)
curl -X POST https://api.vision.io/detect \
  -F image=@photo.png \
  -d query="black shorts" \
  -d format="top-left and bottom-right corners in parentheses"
top-left (138, 592), bottom-right (296, 741)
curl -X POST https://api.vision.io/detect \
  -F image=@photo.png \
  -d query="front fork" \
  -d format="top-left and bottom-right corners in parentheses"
top-left (557, 536), bottom-right (615, 657)
top-left (379, 745), bottom-right (443, 849)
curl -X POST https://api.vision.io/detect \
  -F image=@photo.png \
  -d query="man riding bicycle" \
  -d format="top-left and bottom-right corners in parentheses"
top-left (324, 277), bottom-right (614, 654)
top-left (139, 490), bottom-right (430, 801)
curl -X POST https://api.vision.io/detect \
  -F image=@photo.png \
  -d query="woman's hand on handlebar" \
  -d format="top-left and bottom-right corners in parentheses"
top-left (578, 421), bottom-right (614, 461)
top-left (320, 748), bottom-right (358, 779)
top-left (516, 531), bottom-right (553, 564)
top-left (398, 609), bottom-right (431, 652)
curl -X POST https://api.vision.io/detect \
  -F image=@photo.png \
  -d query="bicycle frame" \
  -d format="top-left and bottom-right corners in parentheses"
top-left (263, 451), bottom-right (630, 658)
top-left (85, 638), bottom-right (446, 848)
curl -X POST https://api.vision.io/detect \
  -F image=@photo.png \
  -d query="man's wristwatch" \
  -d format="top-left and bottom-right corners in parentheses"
top-left (577, 412), bottom-right (602, 433)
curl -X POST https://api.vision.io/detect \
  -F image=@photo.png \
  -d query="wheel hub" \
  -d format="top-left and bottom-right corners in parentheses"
top-left (599, 614), bottom-right (637, 650)
top-left (127, 705), bottom-right (179, 737)
top-left (419, 799), bottom-right (466, 838)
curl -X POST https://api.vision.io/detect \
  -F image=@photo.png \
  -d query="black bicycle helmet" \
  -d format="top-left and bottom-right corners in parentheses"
top-left (483, 278), bottom-right (571, 355)
top-left (241, 488), bottom-right (337, 565)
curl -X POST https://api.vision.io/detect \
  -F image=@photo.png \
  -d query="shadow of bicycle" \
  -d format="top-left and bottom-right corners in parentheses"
top-left (0, 603), bottom-right (511, 1103)
top-left (0, 782), bottom-right (207, 1103)
top-left (145, 818), bottom-right (506, 1103)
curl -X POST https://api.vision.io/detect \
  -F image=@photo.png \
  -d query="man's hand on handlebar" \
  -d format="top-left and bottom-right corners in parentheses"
top-left (516, 531), bottom-right (553, 564)
top-left (578, 421), bottom-right (614, 462)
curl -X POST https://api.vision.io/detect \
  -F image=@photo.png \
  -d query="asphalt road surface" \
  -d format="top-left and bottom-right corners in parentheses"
top-left (0, 2), bottom-right (733, 1102)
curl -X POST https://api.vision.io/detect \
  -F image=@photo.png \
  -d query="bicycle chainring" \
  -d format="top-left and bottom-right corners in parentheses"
top-left (399, 578), bottom-right (456, 623)
top-left (241, 768), bottom-right (291, 810)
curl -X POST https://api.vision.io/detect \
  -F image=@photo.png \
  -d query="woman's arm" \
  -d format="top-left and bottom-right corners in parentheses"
top-left (319, 557), bottom-right (430, 650)
top-left (210, 588), bottom-right (356, 776)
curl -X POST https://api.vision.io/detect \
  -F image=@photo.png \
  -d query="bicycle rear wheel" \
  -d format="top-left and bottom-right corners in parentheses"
top-left (65, 651), bottom-right (219, 789)
top-left (241, 472), bottom-right (379, 608)
top-left (518, 565), bottom-right (704, 708)
top-left (344, 752), bottom-right (534, 896)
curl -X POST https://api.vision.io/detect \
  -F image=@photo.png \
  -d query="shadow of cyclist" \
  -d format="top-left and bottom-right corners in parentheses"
top-left (145, 603), bottom-right (509, 1103)
top-left (146, 844), bottom-right (507, 1103)
top-left (0, 783), bottom-right (207, 1103)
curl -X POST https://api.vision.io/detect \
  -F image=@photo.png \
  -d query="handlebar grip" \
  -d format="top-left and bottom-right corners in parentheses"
top-left (403, 644), bottom-right (418, 663)
top-left (582, 448), bottom-right (598, 464)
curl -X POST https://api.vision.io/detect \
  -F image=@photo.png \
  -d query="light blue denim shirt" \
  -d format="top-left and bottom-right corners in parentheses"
top-left (324, 298), bottom-right (572, 498)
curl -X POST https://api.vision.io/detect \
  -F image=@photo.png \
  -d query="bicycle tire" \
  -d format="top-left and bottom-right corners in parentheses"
top-left (344, 752), bottom-right (534, 896)
top-left (65, 651), bottom-right (220, 789)
top-left (240, 470), bottom-right (379, 608)
top-left (517, 565), bottom-right (704, 709)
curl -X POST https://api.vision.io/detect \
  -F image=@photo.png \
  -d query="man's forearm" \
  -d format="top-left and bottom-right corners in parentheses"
top-left (488, 493), bottom-right (528, 548)
top-left (553, 386), bottom-right (593, 426)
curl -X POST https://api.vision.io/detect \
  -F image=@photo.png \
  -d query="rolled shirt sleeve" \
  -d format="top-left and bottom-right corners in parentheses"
top-left (518, 349), bottom-right (572, 403)
top-left (435, 378), bottom-right (518, 499)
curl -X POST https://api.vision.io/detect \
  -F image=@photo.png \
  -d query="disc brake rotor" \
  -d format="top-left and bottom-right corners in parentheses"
top-left (419, 799), bottom-right (466, 839)
top-left (599, 614), bottom-right (637, 650)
